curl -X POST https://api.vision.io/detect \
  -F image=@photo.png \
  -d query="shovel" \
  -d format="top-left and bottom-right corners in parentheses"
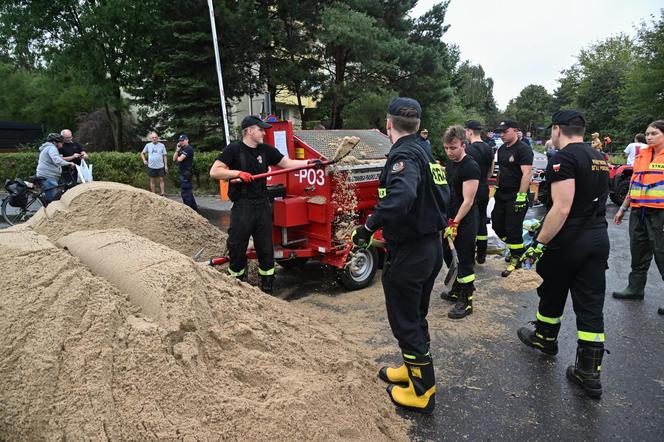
top-left (444, 237), bottom-right (458, 288)
top-left (230, 137), bottom-right (360, 183)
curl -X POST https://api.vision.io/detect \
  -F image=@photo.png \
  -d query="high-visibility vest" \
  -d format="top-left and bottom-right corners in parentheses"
top-left (630, 145), bottom-right (664, 209)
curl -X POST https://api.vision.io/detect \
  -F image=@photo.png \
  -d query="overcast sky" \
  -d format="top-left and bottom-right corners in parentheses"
top-left (411, 0), bottom-right (663, 109)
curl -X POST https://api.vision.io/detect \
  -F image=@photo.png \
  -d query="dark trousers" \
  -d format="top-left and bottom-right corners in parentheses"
top-left (491, 189), bottom-right (528, 257)
top-left (383, 234), bottom-right (443, 355)
top-left (227, 199), bottom-right (274, 274)
top-left (475, 185), bottom-right (490, 256)
top-left (179, 173), bottom-right (198, 211)
top-left (628, 207), bottom-right (664, 287)
top-left (536, 225), bottom-right (609, 339)
top-left (60, 168), bottom-right (78, 190)
top-left (444, 209), bottom-right (478, 282)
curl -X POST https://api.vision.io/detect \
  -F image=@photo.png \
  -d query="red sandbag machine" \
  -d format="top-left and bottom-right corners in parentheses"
top-left (210, 119), bottom-right (391, 290)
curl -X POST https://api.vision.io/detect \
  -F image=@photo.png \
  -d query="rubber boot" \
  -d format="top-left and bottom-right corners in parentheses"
top-left (476, 241), bottom-right (487, 264)
top-left (517, 320), bottom-right (560, 355)
top-left (234, 271), bottom-right (247, 283)
top-left (440, 281), bottom-right (460, 302)
top-left (448, 283), bottom-right (473, 319)
top-left (657, 307), bottom-right (664, 315)
top-left (378, 364), bottom-right (409, 385)
top-left (501, 256), bottom-right (522, 277)
top-left (566, 342), bottom-right (606, 399)
top-left (386, 353), bottom-right (436, 414)
top-left (612, 273), bottom-right (646, 300)
top-left (260, 275), bottom-right (274, 295)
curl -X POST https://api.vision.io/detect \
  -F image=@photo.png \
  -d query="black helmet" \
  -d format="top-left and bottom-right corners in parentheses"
top-left (46, 133), bottom-right (64, 143)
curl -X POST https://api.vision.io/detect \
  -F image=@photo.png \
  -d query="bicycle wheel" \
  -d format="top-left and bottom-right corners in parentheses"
top-left (1, 193), bottom-right (43, 225)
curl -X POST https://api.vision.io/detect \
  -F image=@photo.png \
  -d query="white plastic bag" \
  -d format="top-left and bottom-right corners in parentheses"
top-left (76, 159), bottom-right (94, 183)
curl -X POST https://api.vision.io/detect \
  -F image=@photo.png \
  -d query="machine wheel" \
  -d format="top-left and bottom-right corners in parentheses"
top-left (339, 247), bottom-right (378, 290)
top-left (610, 179), bottom-right (630, 206)
top-left (277, 257), bottom-right (309, 270)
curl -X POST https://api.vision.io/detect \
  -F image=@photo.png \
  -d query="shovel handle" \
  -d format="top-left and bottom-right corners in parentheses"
top-left (447, 236), bottom-right (456, 251)
top-left (230, 160), bottom-right (330, 184)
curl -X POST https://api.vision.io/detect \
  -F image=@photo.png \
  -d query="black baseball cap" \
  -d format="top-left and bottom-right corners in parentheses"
top-left (464, 120), bottom-right (483, 130)
top-left (387, 97), bottom-right (421, 118)
top-left (178, 134), bottom-right (188, 141)
top-left (241, 115), bottom-right (272, 130)
top-left (547, 109), bottom-right (586, 128)
top-left (495, 119), bottom-right (519, 131)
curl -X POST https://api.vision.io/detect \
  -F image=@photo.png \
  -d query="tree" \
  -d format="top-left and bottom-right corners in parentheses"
top-left (505, 84), bottom-right (553, 137)
top-left (0, 0), bottom-right (160, 151)
top-left (452, 61), bottom-right (498, 126)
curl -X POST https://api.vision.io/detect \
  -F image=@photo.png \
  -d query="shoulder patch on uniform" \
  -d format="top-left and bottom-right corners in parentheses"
top-left (391, 161), bottom-right (405, 173)
top-left (552, 163), bottom-right (561, 172)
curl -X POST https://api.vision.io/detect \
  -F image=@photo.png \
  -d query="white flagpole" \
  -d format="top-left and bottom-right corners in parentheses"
top-left (207, 0), bottom-right (231, 146)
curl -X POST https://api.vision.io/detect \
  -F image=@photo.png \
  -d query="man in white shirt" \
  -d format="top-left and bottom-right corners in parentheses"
top-left (624, 133), bottom-right (646, 166)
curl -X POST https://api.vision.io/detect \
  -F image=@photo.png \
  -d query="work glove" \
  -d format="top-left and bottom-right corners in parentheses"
top-left (236, 171), bottom-right (253, 183)
top-left (514, 192), bottom-right (528, 212)
top-left (351, 225), bottom-right (374, 248)
top-left (443, 219), bottom-right (458, 241)
top-left (308, 159), bottom-right (325, 169)
top-left (520, 241), bottom-right (546, 268)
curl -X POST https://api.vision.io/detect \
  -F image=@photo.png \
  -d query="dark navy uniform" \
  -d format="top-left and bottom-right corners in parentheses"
top-left (536, 142), bottom-right (610, 341)
top-left (177, 144), bottom-right (198, 211)
top-left (465, 140), bottom-right (493, 261)
top-left (366, 134), bottom-right (449, 355)
top-left (491, 139), bottom-right (533, 259)
top-left (217, 141), bottom-right (284, 280)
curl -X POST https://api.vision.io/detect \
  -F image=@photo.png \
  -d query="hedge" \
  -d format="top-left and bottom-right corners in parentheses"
top-left (0, 151), bottom-right (222, 194)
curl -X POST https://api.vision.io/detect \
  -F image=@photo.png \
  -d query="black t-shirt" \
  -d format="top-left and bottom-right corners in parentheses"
top-left (545, 142), bottom-right (609, 226)
top-left (465, 141), bottom-right (493, 187)
top-left (61, 141), bottom-right (85, 166)
top-left (446, 155), bottom-right (480, 217)
top-left (496, 140), bottom-right (533, 191)
top-left (178, 145), bottom-right (195, 172)
top-left (217, 141), bottom-right (284, 201)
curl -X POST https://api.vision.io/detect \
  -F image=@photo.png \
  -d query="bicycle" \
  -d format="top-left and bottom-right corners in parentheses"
top-left (2, 177), bottom-right (67, 226)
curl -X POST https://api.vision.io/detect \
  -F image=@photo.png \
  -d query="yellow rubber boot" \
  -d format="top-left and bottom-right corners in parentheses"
top-left (386, 353), bottom-right (436, 414)
top-left (378, 364), bottom-right (408, 384)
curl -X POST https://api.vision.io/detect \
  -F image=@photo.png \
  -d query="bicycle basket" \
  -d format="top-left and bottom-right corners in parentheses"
top-left (5, 179), bottom-right (28, 207)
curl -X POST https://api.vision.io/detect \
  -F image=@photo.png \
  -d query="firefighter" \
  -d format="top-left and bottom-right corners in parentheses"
top-left (439, 125), bottom-right (479, 319)
top-left (463, 120), bottom-right (494, 264)
top-left (352, 97), bottom-right (449, 414)
top-left (517, 110), bottom-right (610, 399)
top-left (209, 116), bottom-right (320, 294)
top-left (612, 119), bottom-right (664, 315)
top-left (491, 119), bottom-right (533, 276)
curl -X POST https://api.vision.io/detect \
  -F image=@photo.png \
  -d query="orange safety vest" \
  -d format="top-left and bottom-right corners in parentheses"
top-left (630, 145), bottom-right (664, 209)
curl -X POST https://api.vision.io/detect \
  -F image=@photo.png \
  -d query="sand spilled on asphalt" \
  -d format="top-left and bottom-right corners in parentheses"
top-left (0, 183), bottom-right (409, 441)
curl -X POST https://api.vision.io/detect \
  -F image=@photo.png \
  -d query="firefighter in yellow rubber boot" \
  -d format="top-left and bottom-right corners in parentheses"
top-left (353, 97), bottom-right (449, 413)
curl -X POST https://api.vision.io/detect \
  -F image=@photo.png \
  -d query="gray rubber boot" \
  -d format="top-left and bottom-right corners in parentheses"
top-left (612, 273), bottom-right (646, 300)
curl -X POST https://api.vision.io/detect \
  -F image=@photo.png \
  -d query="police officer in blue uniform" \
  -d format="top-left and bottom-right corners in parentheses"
top-left (352, 97), bottom-right (449, 414)
top-left (173, 134), bottom-right (198, 211)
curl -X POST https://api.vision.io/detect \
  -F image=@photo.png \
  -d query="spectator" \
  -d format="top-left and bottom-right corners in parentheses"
top-left (36, 133), bottom-right (76, 204)
top-left (173, 134), bottom-right (198, 211)
top-left (484, 130), bottom-right (496, 148)
top-left (591, 132), bottom-right (602, 151)
top-left (603, 135), bottom-right (613, 152)
top-left (524, 131), bottom-right (533, 147)
top-left (59, 129), bottom-right (88, 188)
top-left (140, 131), bottom-right (168, 196)
top-left (623, 133), bottom-right (647, 166)
top-left (544, 138), bottom-right (556, 159)
top-left (419, 128), bottom-right (431, 153)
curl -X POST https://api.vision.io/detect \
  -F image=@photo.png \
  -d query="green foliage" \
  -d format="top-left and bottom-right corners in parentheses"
top-left (0, 152), bottom-right (223, 194)
top-left (505, 85), bottom-right (553, 137)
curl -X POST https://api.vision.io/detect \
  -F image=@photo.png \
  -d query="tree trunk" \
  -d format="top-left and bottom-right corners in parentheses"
top-left (330, 47), bottom-right (347, 129)
top-left (104, 102), bottom-right (120, 152)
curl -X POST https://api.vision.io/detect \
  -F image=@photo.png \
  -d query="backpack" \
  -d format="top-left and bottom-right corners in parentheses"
top-left (5, 179), bottom-right (28, 207)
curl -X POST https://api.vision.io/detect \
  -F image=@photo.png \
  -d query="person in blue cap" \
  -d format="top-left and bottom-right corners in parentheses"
top-left (352, 97), bottom-right (449, 414)
top-left (173, 134), bottom-right (198, 211)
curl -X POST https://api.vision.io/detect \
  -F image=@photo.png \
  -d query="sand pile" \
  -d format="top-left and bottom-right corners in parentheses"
top-left (26, 181), bottom-right (227, 260)
top-left (0, 185), bottom-right (409, 441)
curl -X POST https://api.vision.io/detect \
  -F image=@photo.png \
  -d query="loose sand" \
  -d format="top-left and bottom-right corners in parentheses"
top-left (0, 182), bottom-right (409, 441)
